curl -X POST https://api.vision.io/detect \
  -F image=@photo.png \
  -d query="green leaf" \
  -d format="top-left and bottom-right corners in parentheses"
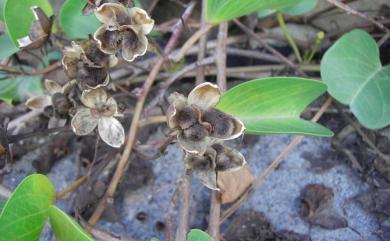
top-left (216, 77), bottom-right (333, 137)
top-left (0, 0), bottom-right (5, 21)
top-left (0, 34), bottom-right (18, 60)
top-left (0, 74), bottom-right (43, 104)
top-left (59, 0), bottom-right (101, 39)
top-left (281, 0), bottom-right (318, 16)
top-left (49, 205), bottom-right (95, 241)
top-left (4, 0), bottom-right (53, 46)
top-left (187, 229), bottom-right (213, 241)
top-left (321, 29), bottom-right (390, 129)
top-left (0, 174), bottom-right (55, 241)
top-left (257, 0), bottom-right (318, 18)
top-left (0, 199), bottom-right (6, 212)
top-left (151, 238), bottom-right (160, 241)
top-left (206, 0), bottom-right (303, 24)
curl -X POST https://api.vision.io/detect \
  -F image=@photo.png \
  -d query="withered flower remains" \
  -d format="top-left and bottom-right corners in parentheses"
top-left (62, 39), bottom-right (118, 89)
top-left (93, 3), bottom-right (154, 62)
top-left (82, 0), bottom-right (131, 15)
top-left (185, 142), bottom-right (246, 190)
top-left (17, 6), bottom-right (54, 49)
top-left (26, 79), bottom-right (74, 128)
top-left (167, 82), bottom-right (246, 190)
top-left (71, 88), bottom-right (125, 148)
top-left (167, 82), bottom-right (245, 154)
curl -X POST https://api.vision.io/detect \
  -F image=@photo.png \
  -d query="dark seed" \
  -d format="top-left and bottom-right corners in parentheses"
top-left (176, 107), bottom-right (197, 129)
top-left (202, 109), bottom-right (234, 138)
top-left (51, 93), bottom-right (71, 116)
top-left (182, 123), bottom-right (208, 142)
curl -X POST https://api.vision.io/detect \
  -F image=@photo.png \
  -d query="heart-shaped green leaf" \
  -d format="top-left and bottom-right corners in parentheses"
top-left (321, 29), bottom-right (390, 129)
top-left (0, 174), bottom-right (55, 241)
top-left (49, 205), bottom-right (95, 241)
top-left (4, 0), bottom-right (53, 46)
top-left (216, 77), bottom-right (333, 137)
top-left (59, 0), bottom-right (101, 39)
top-left (207, 0), bottom-right (303, 24)
top-left (187, 229), bottom-right (213, 241)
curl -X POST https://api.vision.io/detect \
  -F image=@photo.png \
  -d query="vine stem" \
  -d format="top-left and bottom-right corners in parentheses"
top-left (276, 12), bottom-right (302, 63)
top-left (174, 171), bottom-right (192, 241)
top-left (195, 0), bottom-right (208, 85)
top-left (87, 1), bottom-right (197, 229)
top-left (208, 21), bottom-right (228, 241)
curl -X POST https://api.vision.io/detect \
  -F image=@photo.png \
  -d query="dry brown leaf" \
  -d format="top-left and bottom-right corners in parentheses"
top-left (217, 164), bottom-right (254, 204)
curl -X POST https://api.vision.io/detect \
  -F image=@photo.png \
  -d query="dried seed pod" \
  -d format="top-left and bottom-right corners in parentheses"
top-left (176, 106), bottom-right (199, 129)
top-left (79, 38), bottom-right (118, 67)
top-left (184, 149), bottom-right (218, 190)
top-left (94, 25), bottom-right (147, 62)
top-left (182, 123), bottom-right (208, 142)
top-left (17, 6), bottom-right (54, 49)
top-left (83, 0), bottom-right (131, 16)
top-left (202, 108), bottom-right (245, 140)
top-left (51, 93), bottom-right (71, 116)
top-left (71, 88), bottom-right (125, 148)
top-left (211, 143), bottom-right (246, 172)
top-left (75, 62), bottom-right (109, 89)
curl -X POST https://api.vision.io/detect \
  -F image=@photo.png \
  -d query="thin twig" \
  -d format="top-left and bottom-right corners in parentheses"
top-left (138, 115), bottom-right (167, 128)
top-left (166, 188), bottom-right (180, 241)
top-left (170, 24), bottom-right (214, 62)
top-left (216, 22), bottom-right (228, 91)
top-left (220, 97), bottom-right (333, 223)
top-left (87, 1), bottom-right (197, 229)
top-left (196, 0), bottom-right (208, 85)
top-left (208, 21), bottom-right (228, 241)
top-left (174, 172), bottom-right (192, 241)
top-left (208, 191), bottom-right (221, 240)
top-left (334, 102), bottom-right (390, 163)
top-left (56, 176), bottom-right (88, 199)
top-left (326, 0), bottom-right (389, 33)
top-left (233, 19), bottom-right (302, 74)
top-left (144, 56), bottom-right (215, 115)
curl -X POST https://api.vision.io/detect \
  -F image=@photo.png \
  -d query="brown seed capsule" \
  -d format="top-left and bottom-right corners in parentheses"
top-left (211, 143), bottom-right (246, 172)
top-left (176, 106), bottom-right (198, 129)
top-left (202, 109), bottom-right (236, 139)
top-left (17, 6), bottom-right (54, 49)
top-left (182, 123), bottom-right (208, 142)
top-left (76, 62), bottom-right (108, 89)
top-left (51, 93), bottom-right (71, 116)
top-left (79, 38), bottom-right (113, 67)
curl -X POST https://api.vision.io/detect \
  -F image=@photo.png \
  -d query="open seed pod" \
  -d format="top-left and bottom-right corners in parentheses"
top-left (71, 88), bottom-right (125, 148)
top-left (167, 82), bottom-right (245, 154)
top-left (17, 6), bottom-right (54, 49)
top-left (202, 108), bottom-right (245, 140)
top-left (62, 40), bottom-right (116, 89)
top-left (82, 0), bottom-right (131, 16)
top-left (184, 142), bottom-right (246, 190)
top-left (94, 24), bottom-right (148, 62)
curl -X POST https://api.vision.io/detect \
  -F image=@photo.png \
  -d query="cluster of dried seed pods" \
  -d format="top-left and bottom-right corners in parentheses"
top-left (167, 83), bottom-right (246, 190)
top-left (25, 0), bottom-right (154, 148)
